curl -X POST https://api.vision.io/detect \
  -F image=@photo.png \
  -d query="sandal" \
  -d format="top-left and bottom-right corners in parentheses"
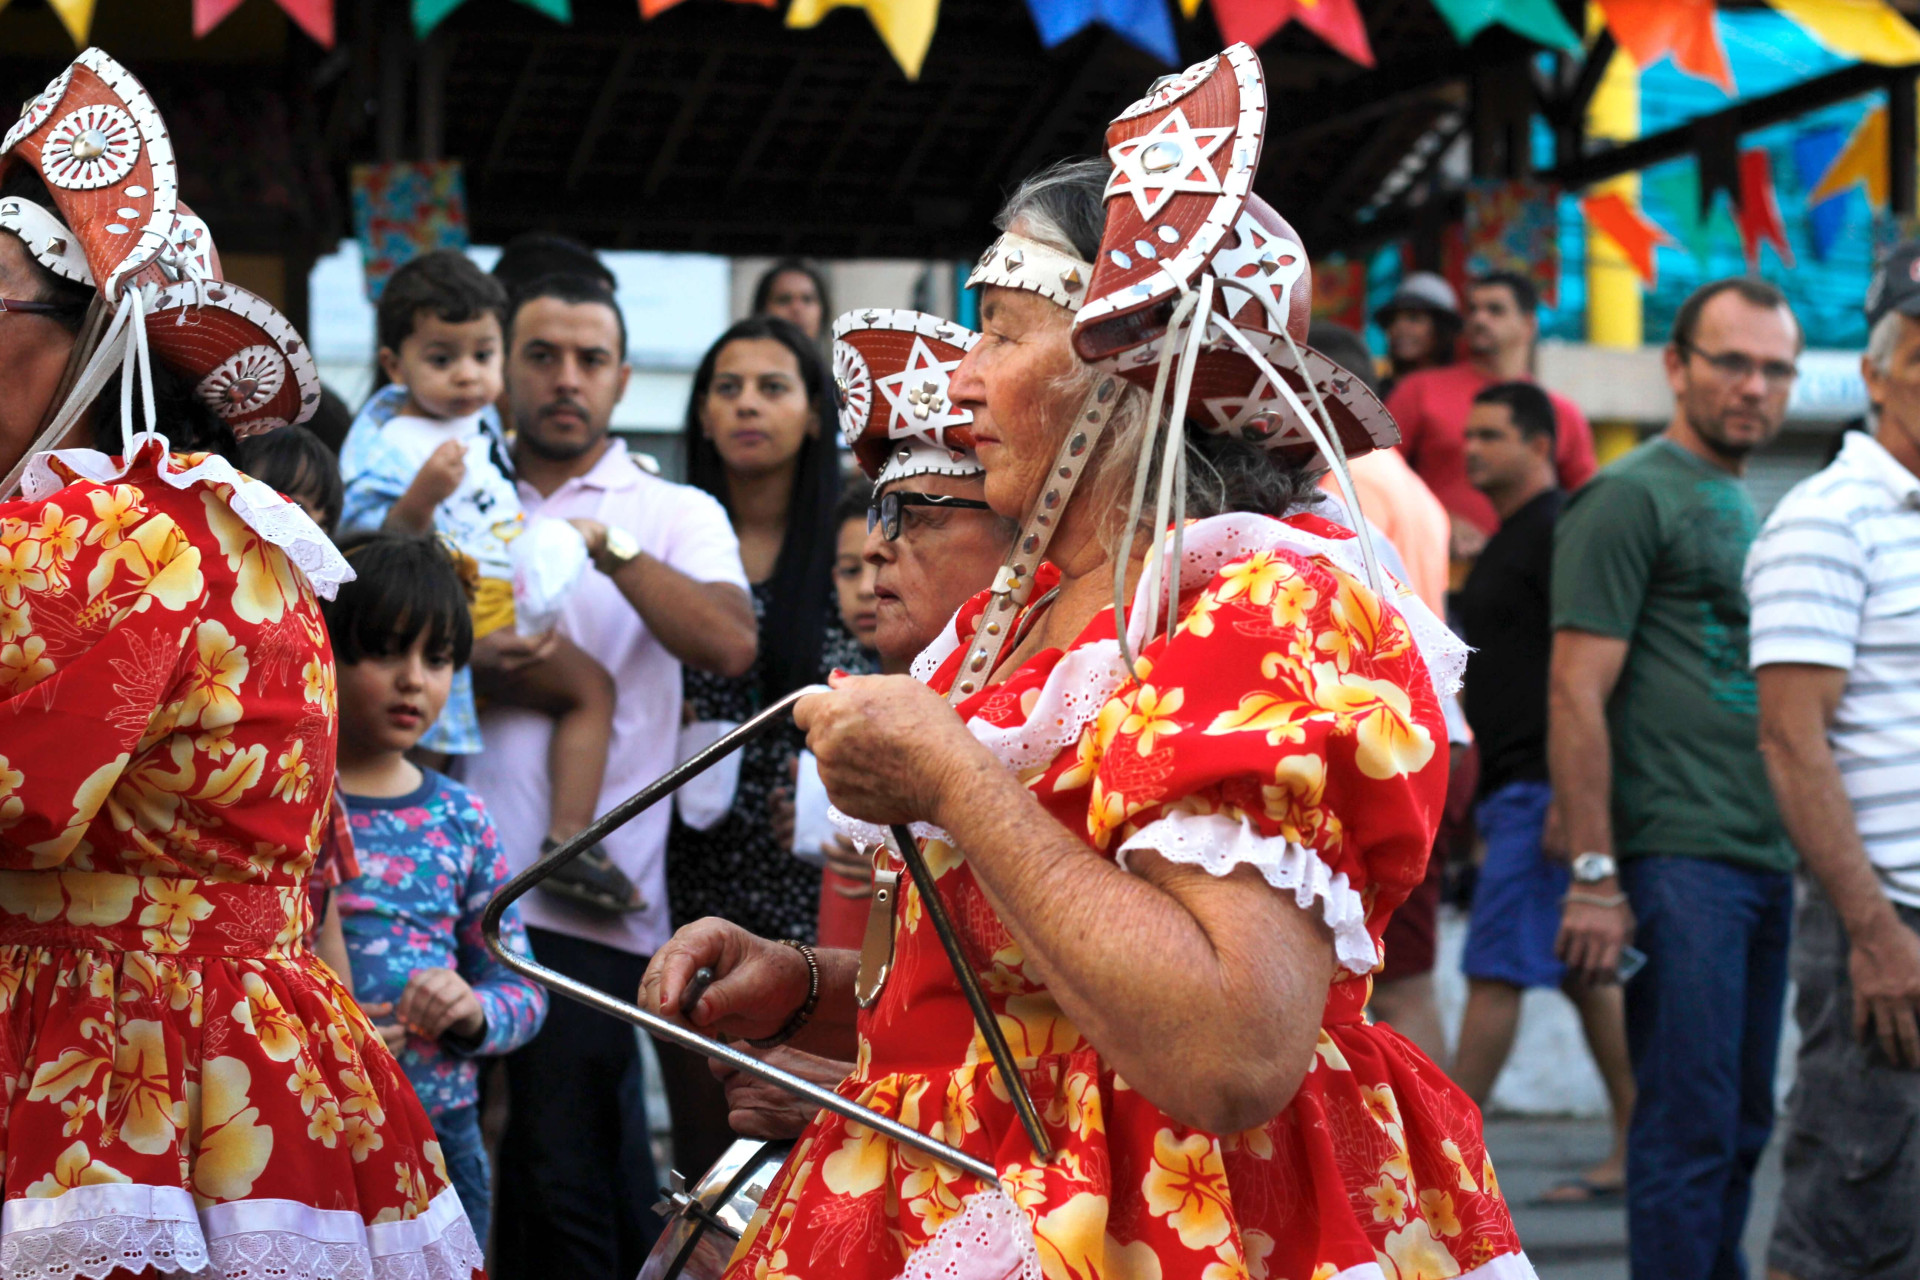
top-left (537, 837), bottom-right (646, 914)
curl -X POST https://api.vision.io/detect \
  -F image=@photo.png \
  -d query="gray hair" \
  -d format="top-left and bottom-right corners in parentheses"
top-left (994, 158), bottom-right (1111, 263)
top-left (1868, 309), bottom-right (1906, 376)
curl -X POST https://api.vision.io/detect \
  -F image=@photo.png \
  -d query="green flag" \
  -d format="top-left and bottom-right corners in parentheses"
top-left (1427, 0), bottom-right (1582, 54)
top-left (414, 0), bottom-right (571, 38)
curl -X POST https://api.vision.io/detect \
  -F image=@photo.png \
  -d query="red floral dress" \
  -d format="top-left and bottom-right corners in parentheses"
top-left (729, 512), bottom-right (1531, 1280)
top-left (0, 442), bottom-right (482, 1279)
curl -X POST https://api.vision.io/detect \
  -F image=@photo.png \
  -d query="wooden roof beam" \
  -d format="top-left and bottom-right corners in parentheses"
top-left (566, 38), bottom-right (641, 191)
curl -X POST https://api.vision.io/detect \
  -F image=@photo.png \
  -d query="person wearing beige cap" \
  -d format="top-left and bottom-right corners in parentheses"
top-left (1374, 268), bottom-right (1462, 393)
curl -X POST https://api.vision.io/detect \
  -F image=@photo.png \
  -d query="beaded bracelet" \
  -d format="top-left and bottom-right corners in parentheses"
top-left (748, 939), bottom-right (820, 1049)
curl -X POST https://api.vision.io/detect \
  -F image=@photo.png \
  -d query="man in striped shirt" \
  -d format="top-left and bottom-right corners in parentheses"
top-left (1750, 241), bottom-right (1920, 1280)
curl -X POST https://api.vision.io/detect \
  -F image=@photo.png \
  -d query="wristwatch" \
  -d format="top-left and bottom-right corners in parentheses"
top-left (600, 524), bottom-right (640, 572)
top-left (1570, 852), bottom-right (1618, 884)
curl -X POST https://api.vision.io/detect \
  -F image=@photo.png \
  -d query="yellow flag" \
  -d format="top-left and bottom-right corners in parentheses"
top-left (787, 0), bottom-right (937, 79)
top-left (1769, 0), bottom-right (1920, 64)
top-left (1179, 0), bottom-right (1201, 19)
top-left (0, 0), bottom-right (95, 45)
top-left (1811, 104), bottom-right (1889, 207)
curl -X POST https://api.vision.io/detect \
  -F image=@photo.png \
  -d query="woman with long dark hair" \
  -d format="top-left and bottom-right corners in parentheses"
top-left (661, 314), bottom-right (860, 1177)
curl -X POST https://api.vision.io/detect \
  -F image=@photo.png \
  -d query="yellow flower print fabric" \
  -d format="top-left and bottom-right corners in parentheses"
top-left (0, 446), bottom-right (473, 1269)
top-left (727, 513), bottom-right (1524, 1280)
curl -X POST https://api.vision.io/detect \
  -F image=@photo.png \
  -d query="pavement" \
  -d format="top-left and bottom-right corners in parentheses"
top-left (1492, 1115), bottom-right (1784, 1279)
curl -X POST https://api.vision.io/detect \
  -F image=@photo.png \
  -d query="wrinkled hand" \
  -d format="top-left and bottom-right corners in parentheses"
top-left (822, 836), bottom-right (873, 899)
top-left (1556, 896), bottom-right (1635, 986)
top-left (470, 626), bottom-right (559, 676)
top-left (793, 673), bottom-right (986, 827)
top-left (1850, 913), bottom-right (1920, 1067)
top-left (412, 438), bottom-right (467, 507)
top-left (394, 968), bottom-right (485, 1041)
top-left (710, 1045), bottom-right (852, 1140)
top-left (639, 918), bottom-right (811, 1043)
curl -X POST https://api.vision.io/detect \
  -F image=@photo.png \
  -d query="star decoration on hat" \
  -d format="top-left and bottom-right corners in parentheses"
top-left (1106, 108), bottom-right (1233, 222)
top-left (876, 336), bottom-right (969, 442)
top-left (1209, 216), bottom-right (1307, 334)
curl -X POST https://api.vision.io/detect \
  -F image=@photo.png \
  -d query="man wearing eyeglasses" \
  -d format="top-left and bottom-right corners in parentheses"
top-left (1547, 278), bottom-right (1799, 1279)
top-left (1749, 245), bottom-right (1920, 1280)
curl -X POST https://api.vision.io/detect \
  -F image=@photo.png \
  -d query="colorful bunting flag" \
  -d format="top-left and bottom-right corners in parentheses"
top-left (1792, 124), bottom-right (1849, 260)
top-left (1425, 0), bottom-right (1581, 55)
top-left (1466, 179), bottom-right (1562, 308)
top-left (1767, 0), bottom-right (1920, 65)
top-left (1582, 190), bottom-right (1677, 286)
top-left (194, 0), bottom-right (335, 46)
top-left (0, 0), bottom-right (98, 47)
top-left (643, 0), bottom-right (773, 18)
top-left (1596, 0), bottom-right (1733, 94)
top-left (1021, 0), bottom-right (1178, 64)
top-left (1810, 104), bottom-right (1889, 206)
top-left (1311, 257), bottom-right (1368, 331)
top-left (1207, 0), bottom-right (1373, 64)
top-left (1735, 146), bottom-right (1794, 271)
top-left (413, 0), bottom-right (570, 38)
top-left (787, 0), bottom-right (940, 76)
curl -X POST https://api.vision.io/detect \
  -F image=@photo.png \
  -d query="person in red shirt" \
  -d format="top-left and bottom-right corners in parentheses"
top-left (1387, 270), bottom-right (1597, 558)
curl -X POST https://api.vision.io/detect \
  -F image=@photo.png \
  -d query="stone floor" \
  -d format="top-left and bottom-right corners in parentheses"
top-left (1492, 1115), bottom-right (1784, 1279)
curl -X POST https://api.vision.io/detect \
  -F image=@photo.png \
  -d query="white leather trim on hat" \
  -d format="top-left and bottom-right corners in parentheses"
top-left (76, 47), bottom-right (179, 302)
top-left (965, 232), bottom-right (1092, 311)
top-left (875, 438), bottom-right (984, 487)
top-left (0, 196), bottom-right (93, 285)
top-left (151, 279), bottom-right (321, 429)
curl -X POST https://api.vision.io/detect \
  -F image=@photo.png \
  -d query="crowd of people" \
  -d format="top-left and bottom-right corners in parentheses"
top-left (3, 39), bottom-right (1919, 1280)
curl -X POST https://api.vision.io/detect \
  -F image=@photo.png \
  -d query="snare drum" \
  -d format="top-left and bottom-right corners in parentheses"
top-left (639, 1139), bottom-right (793, 1280)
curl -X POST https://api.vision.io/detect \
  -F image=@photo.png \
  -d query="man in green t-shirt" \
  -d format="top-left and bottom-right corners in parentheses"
top-left (1548, 277), bottom-right (1798, 1280)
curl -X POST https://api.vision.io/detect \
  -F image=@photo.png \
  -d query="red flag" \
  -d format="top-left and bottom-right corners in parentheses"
top-left (1209, 0), bottom-right (1373, 66)
top-left (1582, 190), bottom-right (1678, 287)
top-left (641, 0), bottom-right (773, 16)
top-left (1597, 0), bottom-right (1733, 93)
top-left (195, 0), bottom-right (334, 45)
top-left (1734, 146), bottom-right (1794, 271)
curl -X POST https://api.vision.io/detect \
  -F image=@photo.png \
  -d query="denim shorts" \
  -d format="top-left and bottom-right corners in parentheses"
top-left (1769, 878), bottom-right (1920, 1280)
top-left (1461, 779), bottom-right (1567, 989)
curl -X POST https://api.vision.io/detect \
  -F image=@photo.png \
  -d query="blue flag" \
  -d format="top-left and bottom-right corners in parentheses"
top-left (1022, 0), bottom-right (1177, 64)
top-left (1793, 125), bottom-right (1848, 262)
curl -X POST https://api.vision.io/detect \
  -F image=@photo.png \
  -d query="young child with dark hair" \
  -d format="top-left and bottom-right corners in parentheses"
top-left (241, 423), bottom-right (345, 532)
top-left (339, 250), bottom-right (634, 910)
top-left (323, 534), bottom-right (548, 1244)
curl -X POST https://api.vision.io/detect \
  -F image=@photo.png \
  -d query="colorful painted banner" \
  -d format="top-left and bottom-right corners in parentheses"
top-left (350, 160), bottom-right (469, 301)
top-left (1311, 257), bottom-right (1368, 331)
top-left (1465, 179), bottom-right (1561, 309)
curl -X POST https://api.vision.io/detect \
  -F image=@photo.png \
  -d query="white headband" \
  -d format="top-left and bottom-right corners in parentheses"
top-left (0, 196), bottom-right (93, 286)
top-left (965, 233), bottom-right (1092, 311)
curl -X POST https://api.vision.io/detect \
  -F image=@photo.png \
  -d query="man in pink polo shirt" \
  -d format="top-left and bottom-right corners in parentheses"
top-left (1387, 271), bottom-right (1596, 558)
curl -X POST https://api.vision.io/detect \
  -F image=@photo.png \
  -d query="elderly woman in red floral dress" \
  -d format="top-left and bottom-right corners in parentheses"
top-left (643, 48), bottom-right (1531, 1280)
top-left (0, 50), bottom-right (482, 1278)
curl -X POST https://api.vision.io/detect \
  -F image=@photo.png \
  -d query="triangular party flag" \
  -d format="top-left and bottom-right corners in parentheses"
top-left (1021, 0), bottom-right (1178, 64)
top-left (1810, 104), bottom-right (1888, 206)
top-left (1583, 190), bottom-right (1678, 286)
top-left (643, 0), bottom-right (771, 16)
top-left (787, 0), bottom-right (940, 76)
top-left (12, 0), bottom-right (100, 46)
top-left (414, 0), bottom-right (570, 37)
top-left (1426, 0), bottom-right (1582, 54)
top-left (1596, 0), bottom-right (1734, 94)
top-left (196, 0), bottom-right (335, 46)
top-left (1645, 161), bottom-right (1713, 263)
top-left (1694, 113), bottom-right (1742, 218)
top-left (1735, 146), bottom-right (1794, 271)
top-left (1793, 124), bottom-right (1849, 259)
top-left (1767, 0), bottom-right (1920, 65)
top-left (1209, 0), bottom-right (1373, 64)
top-left (1178, 0), bottom-right (1199, 18)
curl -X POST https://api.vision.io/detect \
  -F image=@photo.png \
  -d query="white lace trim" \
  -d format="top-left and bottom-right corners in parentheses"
top-left (909, 607), bottom-right (968, 685)
top-left (895, 1188), bottom-right (1041, 1280)
top-left (1118, 812), bottom-right (1375, 975)
top-left (0, 1184), bottom-right (482, 1280)
top-left (827, 811), bottom-right (950, 855)
top-left (20, 433), bottom-right (354, 601)
top-left (1126, 512), bottom-right (1467, 699)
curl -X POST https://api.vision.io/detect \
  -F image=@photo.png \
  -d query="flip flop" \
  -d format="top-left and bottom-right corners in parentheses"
top-left (1535, 1177), bottom-right (1625, 1206)
top-left (537, 837), bottom-right (646, 914)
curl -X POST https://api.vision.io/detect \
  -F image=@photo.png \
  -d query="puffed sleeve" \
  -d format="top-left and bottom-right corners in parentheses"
top-left (0, 480), bottom-right (207, 868)
top-left (1086, 546), bottom-right (1448, 974)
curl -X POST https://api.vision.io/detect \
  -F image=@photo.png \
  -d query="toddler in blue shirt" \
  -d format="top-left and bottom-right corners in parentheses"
top-left (322, 534), bottom-right (548, 1244)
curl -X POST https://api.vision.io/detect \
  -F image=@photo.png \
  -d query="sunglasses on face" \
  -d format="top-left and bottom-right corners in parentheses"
top-left (0, 297), bottom-right (84, 318)
top-left (866, 490), bottom-right (993, 541)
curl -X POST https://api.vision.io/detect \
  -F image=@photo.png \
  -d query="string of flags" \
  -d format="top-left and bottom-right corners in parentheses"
top-left (19, 0), bottom-right (1920, 89)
